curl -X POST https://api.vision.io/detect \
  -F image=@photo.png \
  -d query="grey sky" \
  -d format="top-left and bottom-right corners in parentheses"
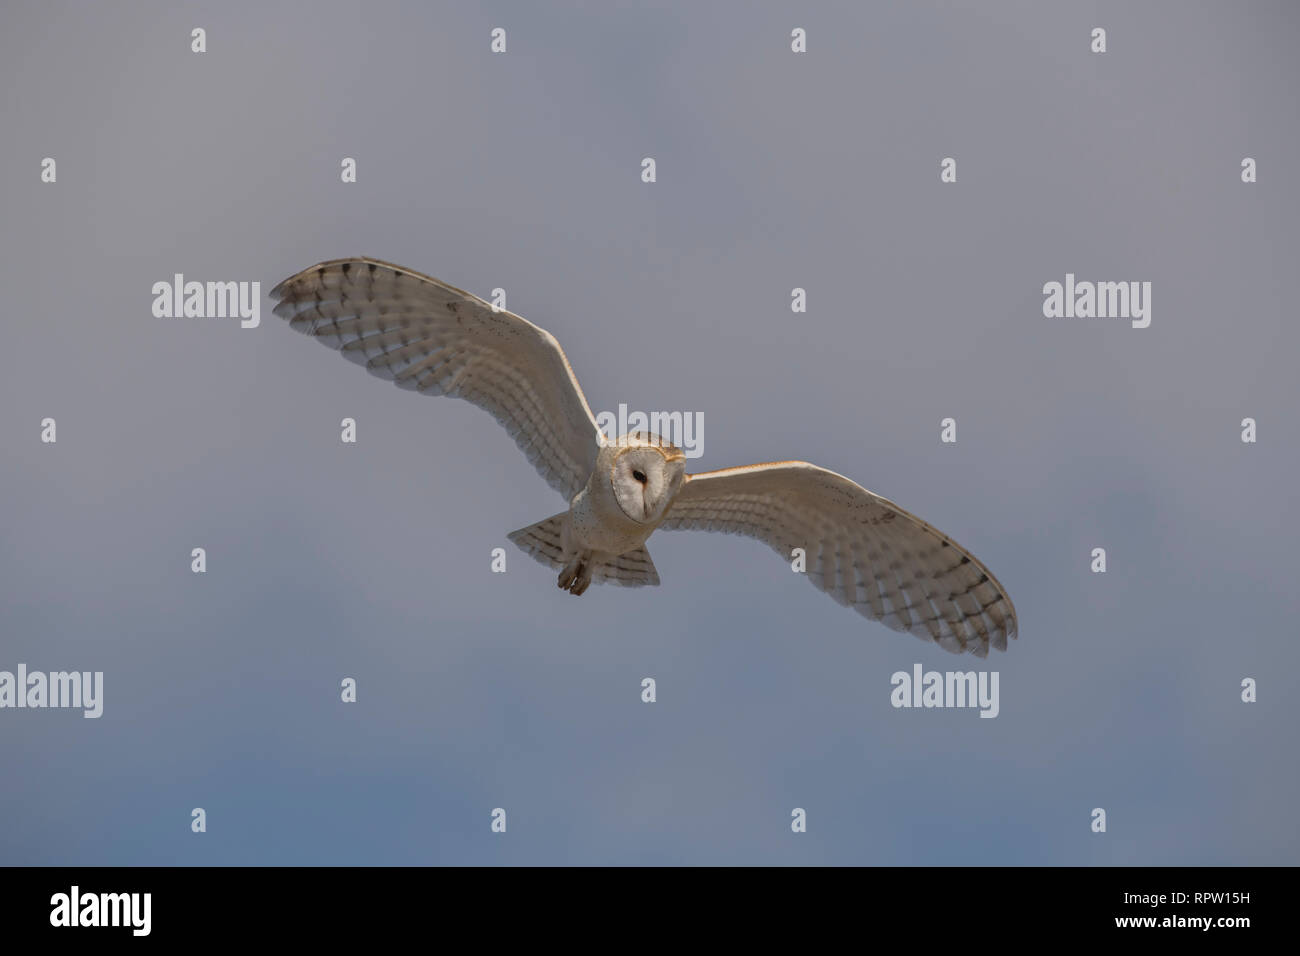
top-left (1, 0), bottom-right (1297, 864)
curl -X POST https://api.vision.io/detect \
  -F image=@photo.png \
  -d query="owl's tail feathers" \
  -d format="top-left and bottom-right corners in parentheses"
top-left (507, 513), bottom-right (568, 570)
top-left (507, 514), bottom-right (661, 588)
top-left (589, 546), bottom-right (660, 588)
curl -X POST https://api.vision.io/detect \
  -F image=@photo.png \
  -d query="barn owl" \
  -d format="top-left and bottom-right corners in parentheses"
top-left (270, 258), bottom-right (1018, 656)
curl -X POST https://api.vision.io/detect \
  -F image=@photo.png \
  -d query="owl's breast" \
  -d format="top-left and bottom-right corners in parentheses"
top-left (568, 470), bottom-right (655, 555)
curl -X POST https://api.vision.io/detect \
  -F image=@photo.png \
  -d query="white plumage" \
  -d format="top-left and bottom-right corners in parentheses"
top-left (271, 257), bottom-right (1018, 656)
top-left (270, 257), bottom-right (601, 499)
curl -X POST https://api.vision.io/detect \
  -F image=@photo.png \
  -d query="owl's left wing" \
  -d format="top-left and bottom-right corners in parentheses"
top-left (270, 258), bottom-right (604, 500)
top-left (659, 461), bottom-right (1017, 656)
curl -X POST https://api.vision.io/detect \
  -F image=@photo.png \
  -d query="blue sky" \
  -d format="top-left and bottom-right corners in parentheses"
top-left (1, 0), bottom-right (1296, 864)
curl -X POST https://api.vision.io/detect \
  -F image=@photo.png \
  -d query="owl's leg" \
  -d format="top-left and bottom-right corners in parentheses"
top-left (570, 562), bottom-right (593, 596)
top-left (558, 551), bottom-right (594, 595)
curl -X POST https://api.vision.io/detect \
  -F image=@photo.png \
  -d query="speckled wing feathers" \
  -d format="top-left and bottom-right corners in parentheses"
top-left (661, 461), bottom-right (1017, 656)
top-left (270, 258), bottom-right (603, 500)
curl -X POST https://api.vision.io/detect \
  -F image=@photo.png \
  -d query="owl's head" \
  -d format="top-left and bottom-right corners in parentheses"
top-left (608, 431), bottom-right (687, 524)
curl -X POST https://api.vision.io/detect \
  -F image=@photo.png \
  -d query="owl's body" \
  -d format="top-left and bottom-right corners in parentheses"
top-left (513, 431), bottom-right (686, 595)
top-left (271, 257), bottom-right (1019, 656)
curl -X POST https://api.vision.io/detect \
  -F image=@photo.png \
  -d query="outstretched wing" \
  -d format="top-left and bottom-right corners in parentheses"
top-left (660, 461), bottom-right (1017, 656)
top-left (270, 258), bottom-right (603, 500)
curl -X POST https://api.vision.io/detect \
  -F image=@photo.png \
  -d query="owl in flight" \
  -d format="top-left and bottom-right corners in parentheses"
top-left (270, 258), bottom-right (1017, 656)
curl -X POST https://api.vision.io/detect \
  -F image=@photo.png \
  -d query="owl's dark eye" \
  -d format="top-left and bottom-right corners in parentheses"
top-left (632, 469), bottom-right (647, 484)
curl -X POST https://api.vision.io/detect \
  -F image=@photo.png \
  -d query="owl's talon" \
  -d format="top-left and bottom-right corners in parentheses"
top-left (557, 556), bottom-right (593, 594)
top-left (557, 557), bottom-right (581, 592)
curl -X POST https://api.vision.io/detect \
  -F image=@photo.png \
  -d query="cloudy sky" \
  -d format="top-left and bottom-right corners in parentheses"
top-left (1, 0), bottom-right (1297, 865)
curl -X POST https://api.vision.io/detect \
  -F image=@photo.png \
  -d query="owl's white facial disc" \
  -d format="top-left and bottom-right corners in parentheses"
top-left (611, 447), bottom-right (685, 523)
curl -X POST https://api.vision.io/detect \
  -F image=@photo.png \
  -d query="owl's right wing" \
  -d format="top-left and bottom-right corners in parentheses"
top-left (270, 258), bottom-right (604, 500)
top-left (660, 461), bottom-right (1017, 656)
